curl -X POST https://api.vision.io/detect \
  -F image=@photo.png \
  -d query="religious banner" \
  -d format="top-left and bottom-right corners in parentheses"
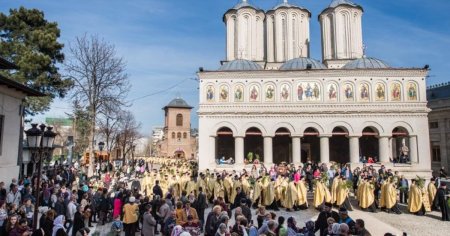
top-left (375, 83), bottom-right (386, 101)
top-left (206, 85), bottom-right (214, 102)
top-left (280, 84), bottom-right (290, 101)
top-left (407, 82), bottom-right (418, 101)
top-left (265, 84), bottom-right (275, 102)
top-left (219, 85), bottom-right (229, 102)
top-left (234, 84), bottom-right (244, 102)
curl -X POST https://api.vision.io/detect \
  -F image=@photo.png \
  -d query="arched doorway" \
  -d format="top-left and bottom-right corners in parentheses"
top-left (174, 150), bottom-right (185, 158)
top-left (392, 127), bottom-right (409, 163)
top-left (244, 127), bottom-right (264, 163)
top-left (301, 127), bottom-right (320, 163)
top-left (360, 127), bottom-right (379, 162)
top-left (330, 127), bottom-right (349, 164)
top-left (273, 128), bottom-right (292, 164)
top-left (216, 127), bottom-right (235, 160)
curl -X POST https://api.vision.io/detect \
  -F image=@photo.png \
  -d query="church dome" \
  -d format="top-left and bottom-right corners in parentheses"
top-left (271, 0), bottom-right (310, 14)
top-left (279, 57), bottom-right (327, 70)
top-left (231, 0), bottom-right (261, 11)
top-left (219, 59), bottom-right (263, 71)
top-left (328, 0), bottom-right (359, 8)
top-left (342, 57), bottom-right (390, 69)
top-left (164, 98), bottom-right (193, 109)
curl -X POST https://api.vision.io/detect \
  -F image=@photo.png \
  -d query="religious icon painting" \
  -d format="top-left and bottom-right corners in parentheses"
top-left (249, 85), bottom-right (259, 102)
top-left (359, 84), bottom-right (370, 101)
top-left (407, 82), bottom-right (418, 101)
top-left (343, 83), bottom-right (354, 101)
top-left (206, 85), bottom-right (214, 102)
top-left (265, 84), bottom-right (275, 102)
top-left (280, 84), bottom-right (290, 101)
top-left (327, 83), bottom-right (338, 101)
top-left (234, 85), bottom-right (244, 102)
top-left (391, 82), bottom-right (402, 101)
top-left (312, 83), bottom-right (321, 101)
top-left (297, 83), bottom-right (304, 101)
top-left (219, 85), bottom-right (229, 102)
top-left (375, 83), bottom-right (386, 101)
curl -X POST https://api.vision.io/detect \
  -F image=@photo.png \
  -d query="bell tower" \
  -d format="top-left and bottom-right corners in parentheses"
top-left (319, 0), bottom-right (364, 68)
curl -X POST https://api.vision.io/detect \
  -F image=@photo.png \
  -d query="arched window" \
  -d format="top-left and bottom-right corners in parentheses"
top-left (171, 132), bottom-right (175, 139)
top-left (176, 114), bottom-right (183, 126)
top-left (177, 132), bottom-right (181, 139)
top-left (183, 132), bottom-right (187, 139)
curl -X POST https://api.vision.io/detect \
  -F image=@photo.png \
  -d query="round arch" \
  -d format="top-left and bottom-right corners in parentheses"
top-left (390, 121), bottom-right (414, 135)
top-left (269, 122), bottom-right (296, 137)
top-left (328, 121), bottom-right (354, 135)
top-left (240, 122), bottom-right (268, 137)
top-left (359, 121), bottom-right (385, 135)
top-left (300, 122), bottom-right (325, 135)
top-left (212, 122), bottom-right (238, 137)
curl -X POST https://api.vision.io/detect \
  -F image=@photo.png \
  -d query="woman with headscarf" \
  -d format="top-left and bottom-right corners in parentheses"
top-left (171, 225), bottom-right (184, 236)
top-left (215, 223), bottom-right (228, 236)
top-left (52, 215), bottom-right (67, 236)
top-left (113, 192), bottom-right (123, 219)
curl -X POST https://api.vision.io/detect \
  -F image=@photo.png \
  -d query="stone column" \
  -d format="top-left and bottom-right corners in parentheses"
top-left (264, 136), bottom-right (273, 164)
top-left (409, 135), bottom-right (418, 163)
top-left (23, 162), bottom-right (28, 177)
top-left (349, 136), bottom-right (360, 163)
top-left (320, 136), bottom-right (330, 164)
top-left (210, 136), bottom-right (216, 164)
top-left (379, 136), bottom-right (390, 163)
top-left (235, 136), bottom-right (244, 165)
top-left (292, 136), bottom-right (301, 165)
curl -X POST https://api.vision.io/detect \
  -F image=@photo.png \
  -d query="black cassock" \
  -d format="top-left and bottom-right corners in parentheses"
top-left (436, 188), bottom-right (450, 221)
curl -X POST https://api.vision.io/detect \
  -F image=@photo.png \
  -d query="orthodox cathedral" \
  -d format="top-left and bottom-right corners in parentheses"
top-left (197, 0), bottom-right (431, 178)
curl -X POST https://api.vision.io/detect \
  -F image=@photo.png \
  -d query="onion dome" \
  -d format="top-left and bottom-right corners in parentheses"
top-left (219, 59), bottom-right (263, 71)
top-left (279, 57), bottom-right (327, 70)
top-left (342, 57), bottom-right (390, 69)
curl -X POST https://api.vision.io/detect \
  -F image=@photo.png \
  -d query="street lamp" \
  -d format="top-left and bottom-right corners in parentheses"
top-left (98, 141), bottom-right (105, 172)
top-left (25, 123), bottom-right (56, 231)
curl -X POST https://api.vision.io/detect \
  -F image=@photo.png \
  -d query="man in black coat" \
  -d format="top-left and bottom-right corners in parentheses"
top-left (436, 182), bottom-right (450, 221)
top-left (72, 206), bottom-right (85, 236)
top-left (153, 180), bottom-right (163, 198)
top-left (240, 198), bottom-right (252, 223)
top-left (205, 205), bottom-right (221, 236)
top-left (196, 187), bottom-right (207, 230)
top-left (232, 186), bottom-right (246, 209)
top-left (314, 202), bottom-right (339, 235)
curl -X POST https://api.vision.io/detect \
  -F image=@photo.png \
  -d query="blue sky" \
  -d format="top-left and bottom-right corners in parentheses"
top-left (1, 0), bottom-right (450, 134)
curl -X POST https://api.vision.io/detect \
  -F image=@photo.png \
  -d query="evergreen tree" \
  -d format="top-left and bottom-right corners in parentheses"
top-left (0, 7), bottom-right (72, 115)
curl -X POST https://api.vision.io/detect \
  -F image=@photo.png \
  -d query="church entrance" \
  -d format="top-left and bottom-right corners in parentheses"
top-left (360, 127), bottom-right (379, 162)
top-left (301, 127), bottom-right (320, 163)
top-left (273, 128), bottom-right (292, 164)
top-left (330, 127), bottom-right (350, 164)
top-left (216, 127), bottom-right (235, 160)
top-left (244, 127), bottom-right (263, 163)
top-left (174, 150), bottom-right (185, 158)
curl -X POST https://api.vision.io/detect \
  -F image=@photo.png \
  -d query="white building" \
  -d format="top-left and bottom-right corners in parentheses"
top-left (0, 57), bottom-right (44, 185)
top-left (197, 0), bottom-right (431, 179)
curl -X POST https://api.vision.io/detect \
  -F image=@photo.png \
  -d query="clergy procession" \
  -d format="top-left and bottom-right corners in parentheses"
top-left (5, 156), bottom-right (448, 236)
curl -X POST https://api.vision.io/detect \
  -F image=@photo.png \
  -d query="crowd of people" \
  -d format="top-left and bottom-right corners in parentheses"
top-left (0, 157), bottom-right (449, 236)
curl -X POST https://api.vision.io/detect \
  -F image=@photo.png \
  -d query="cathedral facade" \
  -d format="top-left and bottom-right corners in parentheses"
top-left (197, 0), bottom-right (431, 178)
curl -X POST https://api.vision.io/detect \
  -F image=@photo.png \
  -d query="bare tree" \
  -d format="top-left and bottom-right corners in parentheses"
top-left (116, 111), bottom-right (142, 161)
top-left (65, 34), bottom-right (130, 176)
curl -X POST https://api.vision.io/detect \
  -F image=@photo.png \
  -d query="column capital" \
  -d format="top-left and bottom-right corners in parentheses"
top-left (291, 135), bottom-right (303, 139)
top-left (409, 134), bottom-right (418, 138)
top-left (233, 135), bottom-right (245, 139)
top-left (348, 135), bottom-right (361, 138)
top-left (263, 135), bottom-right (274, 138)
top-left (319, 134), bottom-right (332, 138)
top-left (377, 135), bottom-right (391, 139)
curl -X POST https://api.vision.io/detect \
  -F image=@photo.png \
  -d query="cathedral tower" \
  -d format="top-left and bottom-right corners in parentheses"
top-left (266, 0), bottom-right (311, 64)
top-left (319, 0), bottom-right (364, 68)
top-left (223, 0), bottom-right (265, 62)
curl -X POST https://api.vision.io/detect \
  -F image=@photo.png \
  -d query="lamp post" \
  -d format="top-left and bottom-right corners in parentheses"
top-left (98, 141), bottom-right (105, 172)
top-left (25, 123), bottom-right (56, 231)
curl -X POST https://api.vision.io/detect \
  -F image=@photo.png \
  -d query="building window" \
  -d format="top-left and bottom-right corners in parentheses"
top-left (171, 132), bottom-right (175, 139)
top-left (429, 122), bottom-right (438, 129)
top-left (176, 114), bottom-right (183, 126)
top-left (0, 115), bottom-right (3, 155)
top-left (177, 132), bottom-right (181, 139)
top-left (183, 132), bottom-right (187, 139)
top-left (432, 146), bottom-right (441, 162)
